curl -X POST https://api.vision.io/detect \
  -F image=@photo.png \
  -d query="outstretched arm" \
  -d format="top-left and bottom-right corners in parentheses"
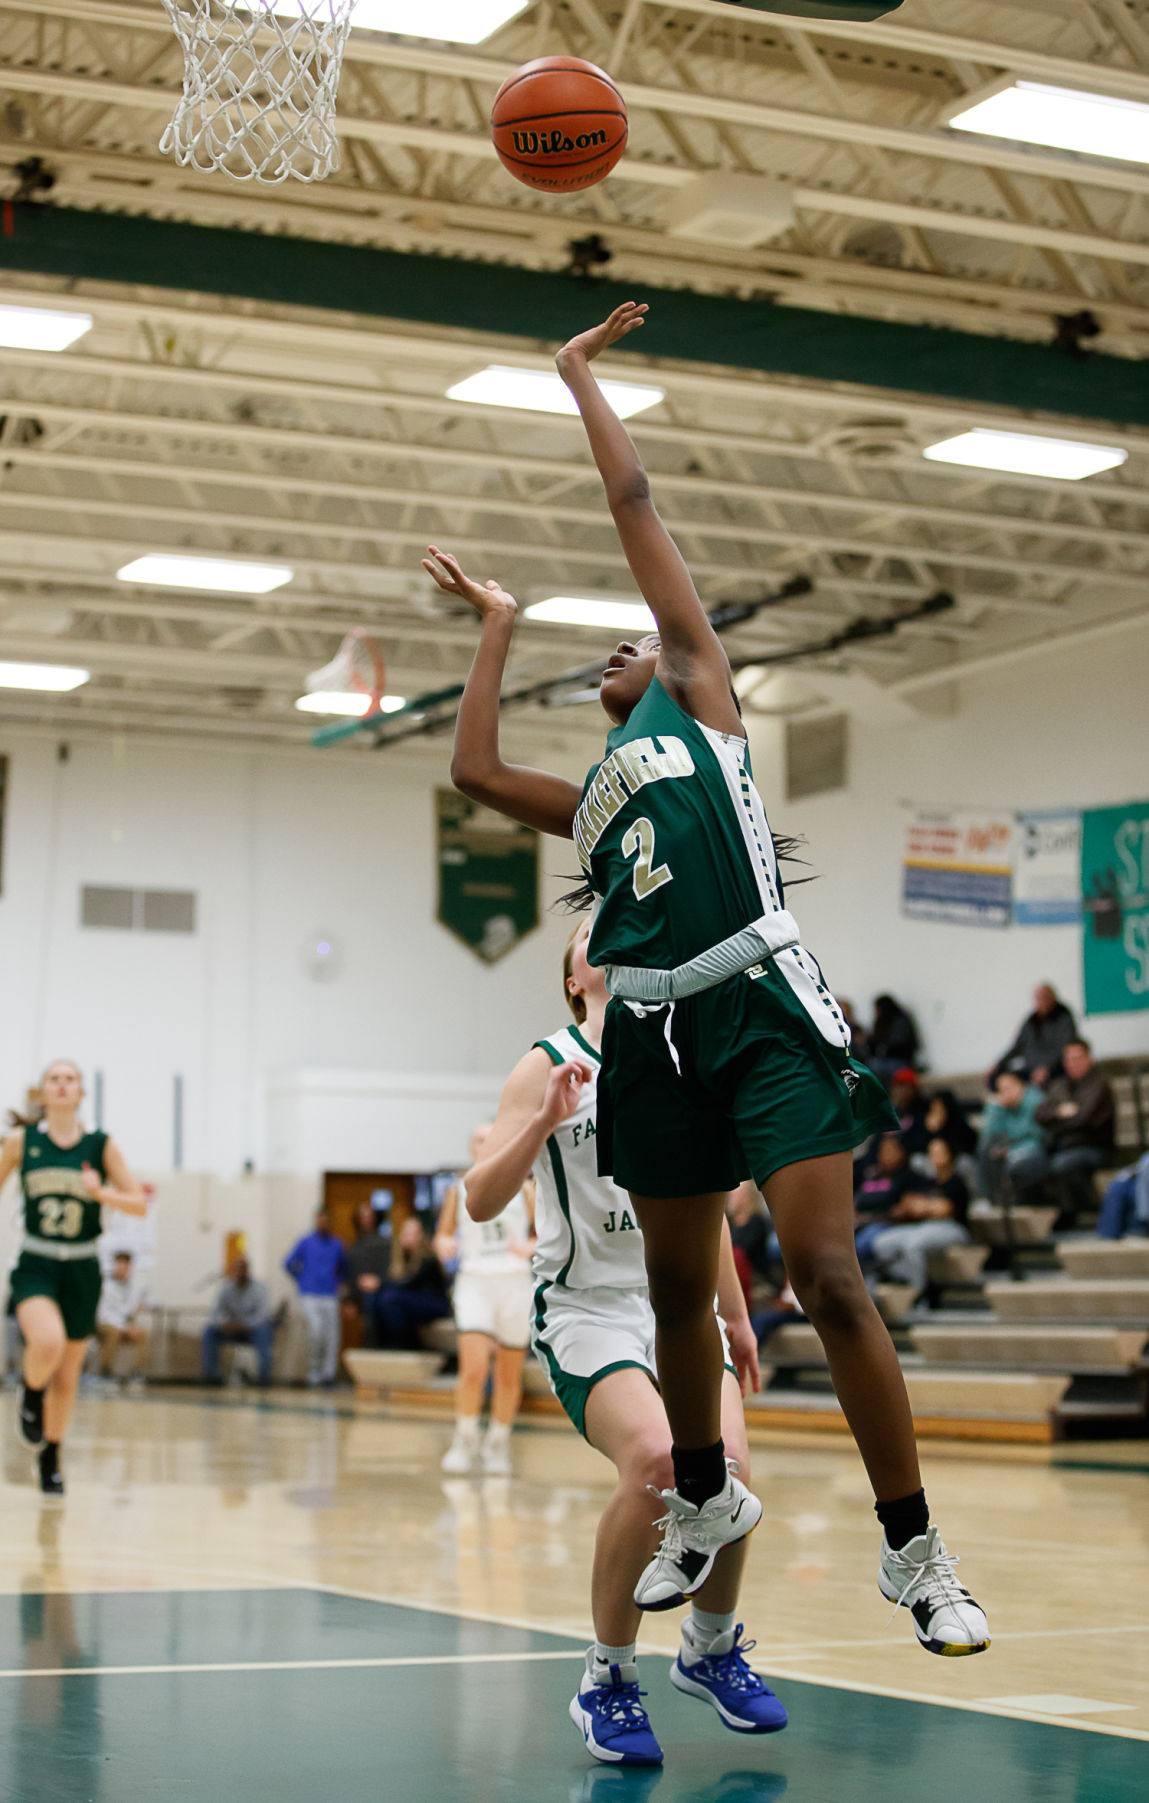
top-left (464, 1050), bottom-right (593, 1222)
top-left (424, 548), bottom-right (582, 838)
top-left (555, 304), bottom-right (742, 735)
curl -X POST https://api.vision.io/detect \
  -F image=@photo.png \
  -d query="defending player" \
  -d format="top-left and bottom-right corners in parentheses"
top-left (464, 918), bottom-right (786, 1765)
top-left (1, 1059), bottom-right (149, 1496)
top-left (435, 1129), bottom-right (535, 1476)
top-left (429, 299), bottom-right (988, 1657)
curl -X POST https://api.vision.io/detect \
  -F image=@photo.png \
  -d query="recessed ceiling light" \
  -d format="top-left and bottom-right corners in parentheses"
top-left (922, 429), bottom-right (1127, 481)
top-left (448, 366), bottom-right (665, 421)
top-left (0, 661), bottom-right (89, 692)
top-left (526, 596), bottom-right (656, 631)
top-left (117, 555), bottom-right (294, 594)
top-left (295, 692), bottom-right (406, 716)
top-left (948, 80), bottom-right (1149, 165)
top-left (0, 304), bottom-right (93, 352)
top-left (350, 1), bottom-right (528, 40)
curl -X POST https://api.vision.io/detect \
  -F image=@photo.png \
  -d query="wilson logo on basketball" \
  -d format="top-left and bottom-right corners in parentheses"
top-left (511, 128), bottom-right (609, 157)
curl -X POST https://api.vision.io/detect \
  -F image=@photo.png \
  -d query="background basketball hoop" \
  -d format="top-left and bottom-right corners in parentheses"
top-left (159, 0), bottom-right (356, 185)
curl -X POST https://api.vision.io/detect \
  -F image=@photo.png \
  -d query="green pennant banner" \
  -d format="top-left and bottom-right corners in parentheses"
top-left (436, 789), bottom-right (539, 965)
top-left (1081, 800), bottom-right (1149, 1014)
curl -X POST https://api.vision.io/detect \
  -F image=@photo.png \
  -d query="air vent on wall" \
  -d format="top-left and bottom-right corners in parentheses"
top-left (785, 714), bottom-right (847, 802)
top-left (81, 886), bottom-right (197, 934)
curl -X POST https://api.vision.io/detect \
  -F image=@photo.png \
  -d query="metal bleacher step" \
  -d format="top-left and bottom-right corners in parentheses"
top-left (909, 1320), bottom-right (1148, 1374)
top-left (986, 1276), bottom-right (1149, 1325)
top-left (1057, 1239), bottom-right (1149, 1280)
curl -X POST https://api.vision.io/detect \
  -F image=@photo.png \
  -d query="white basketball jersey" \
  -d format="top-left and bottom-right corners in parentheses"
top-left (457, 1180), bottom-right (532, 1277)
top-left (530, 1024), bottom-right (647, 1291)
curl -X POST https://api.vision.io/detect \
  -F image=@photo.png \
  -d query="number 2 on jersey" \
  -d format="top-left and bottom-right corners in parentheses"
top-left (621, 817), bottom-right (672, 900)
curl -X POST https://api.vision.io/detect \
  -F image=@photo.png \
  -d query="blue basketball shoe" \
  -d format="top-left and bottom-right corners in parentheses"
top-left (569, 1654), bottom-right (664, 1766)
top-left (670, 1624), bottom-right (788, 1732)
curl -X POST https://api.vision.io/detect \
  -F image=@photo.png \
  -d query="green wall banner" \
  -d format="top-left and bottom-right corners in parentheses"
top-left (1081, 801), bottom-right (1149, 1014)
top-left (436, 789), bottom-right (539, 964)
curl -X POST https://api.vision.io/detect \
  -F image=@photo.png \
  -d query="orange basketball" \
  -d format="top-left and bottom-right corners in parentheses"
top-left (491, 57), bottom-right (627, 193)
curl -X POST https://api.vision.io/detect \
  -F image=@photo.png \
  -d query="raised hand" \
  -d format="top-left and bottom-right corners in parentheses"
top-left (540, 1059), bottom-right (595, 1131)
top-left (556, 301), bottom-right (648, 374)
top-left (422, 546), bottom-right (518, 622)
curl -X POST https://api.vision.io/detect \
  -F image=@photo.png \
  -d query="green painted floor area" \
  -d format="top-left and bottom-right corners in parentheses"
top-left (0, 1588), bottom-right (1144, 1803)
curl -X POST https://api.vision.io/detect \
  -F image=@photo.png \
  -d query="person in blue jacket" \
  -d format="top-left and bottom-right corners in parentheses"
top-left (284, 1208), bottom-right (347, 1387)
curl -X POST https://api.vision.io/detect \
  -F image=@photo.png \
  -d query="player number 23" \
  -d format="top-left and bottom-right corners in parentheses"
top-left (621, 817), bottom-right (673, 901)
top-left (38, 1197), bottom-right (85, 1238)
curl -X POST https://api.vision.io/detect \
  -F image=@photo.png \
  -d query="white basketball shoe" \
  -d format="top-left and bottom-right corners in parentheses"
top-left (634, 1468), bottom-right (762, 1611)
top-left (878, 1525), bottom-right (990, 1656)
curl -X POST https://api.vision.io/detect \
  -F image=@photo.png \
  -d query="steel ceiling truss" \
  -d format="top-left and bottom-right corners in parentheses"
top-left (0, 1), bottom-right (1147, 345)
top-left (0, 275), bottom-right (1146, 742)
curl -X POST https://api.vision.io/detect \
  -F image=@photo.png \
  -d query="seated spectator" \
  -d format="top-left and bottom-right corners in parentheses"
top-left (855, 1134), bottom-right (915, 1217)
top-left (96, 1250), bottom-right (150, 1387)
top-left (989, 983), bottom-right (1078, 1088)
top-left (977, 1070), bottom-right (1044, 1204)
top-left (727, 1181), bottom-right (773, 1297)
top-left (889, 1068), bottom-right (930, 1158)
top-left (868, 994), bottom-right (921, 1087)
top-left (863, 1137), bottom-right (971, 1300)
top-left (923, 1089), bottom-right (977, 1160)
top-left (202, 1256), bottom-right (275, 1386)
top-left (371, 1217), bottom-right (452, 1350)
top-left (1096, 1152), bottom-right (1149, 1241)
top-left (750, 1275), bottom-right (805, 1349)
top-left (1010, 1040), bottom-right (1115, 1222)
top-left (344, 1199), bottom-right (393, 1349)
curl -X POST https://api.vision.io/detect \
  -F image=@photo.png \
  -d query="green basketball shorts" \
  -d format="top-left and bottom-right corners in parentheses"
top-left (596, 961), bottom-right (896, 1198)
top-left (9, 1252), bottom-right (102, 1341)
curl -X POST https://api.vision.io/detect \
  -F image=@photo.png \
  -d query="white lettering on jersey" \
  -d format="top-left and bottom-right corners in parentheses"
top-left (573, 735), bottom-right (695, 868)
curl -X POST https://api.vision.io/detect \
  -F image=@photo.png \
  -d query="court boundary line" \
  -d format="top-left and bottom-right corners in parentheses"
top-left (0, 1650), bottom-right (582, 1681)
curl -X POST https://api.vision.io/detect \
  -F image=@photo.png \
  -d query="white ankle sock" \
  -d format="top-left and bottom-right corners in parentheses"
top-left (455, 1416), bottom-right (481, 1444)
top-left (684, 1606), bottom-right (736, 1655)
top-left (486, 1420), bottom-right (511, 1444)
top-left (593, 1641), bottom-right (636, 1675)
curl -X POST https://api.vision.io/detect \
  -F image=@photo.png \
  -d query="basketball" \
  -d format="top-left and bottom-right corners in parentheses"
top-left (491, 56), bottom-right (628, 193)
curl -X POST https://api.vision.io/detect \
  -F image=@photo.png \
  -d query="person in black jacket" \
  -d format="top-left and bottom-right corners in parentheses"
top-left (369, 1218), bottom-right (451, 1350)
top-left (868, 995), bottom-right (920, 1087)
top-left (989, 984), bottom-right (1078, 1088)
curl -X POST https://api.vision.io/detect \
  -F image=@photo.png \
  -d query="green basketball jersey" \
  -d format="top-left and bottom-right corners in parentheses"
top-left (20, 1123), bottom-right (107, 1246)
top-left (576, 678), bottom-right (852, 1052)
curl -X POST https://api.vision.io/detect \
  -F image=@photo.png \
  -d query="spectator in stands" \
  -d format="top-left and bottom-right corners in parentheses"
top-left (1011, 1040), bottom-right (1115, 1221)
top-left (989, 983), bottom-right (1078, 1088)
top-left (889, 1068), bottom-right (930, 1157)
top-left (370, 1217), bottom-right (452, 1351)
top-left (344, 1199), bottom-right (393, 1350)
top-left (855, 1133), bottom-right (914, 1216)
top-left (284, 1208), bottom-right (347, 1388)
top-left (865, 1137), bottom-right (971, 1301)
top-left (867, 993), bottom-right (920, 1086)
top-left (923, 1090), bottom-right (977, 1160)
top-left (96, 1250), bottom-right (149, 1388)
top-left (726, 1180), bottom-right (773, 1294)
top-left (202, 1256), bottom-right (275, 1386)
top-left (977, 1070), bottom-right (1044, 1204)
top-left (1096, 1151), bottom-right (1149, 1240)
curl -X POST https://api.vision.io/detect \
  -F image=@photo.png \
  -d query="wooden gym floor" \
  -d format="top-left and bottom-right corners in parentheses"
top-left (1, 1389), bottom-right (1146, 1802)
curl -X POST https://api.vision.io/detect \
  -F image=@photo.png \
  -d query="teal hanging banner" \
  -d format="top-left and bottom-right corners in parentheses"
top-left (1081, 801), bottom-right (1149, 1014)
top-left (436, 789), bottom-right (539, 965)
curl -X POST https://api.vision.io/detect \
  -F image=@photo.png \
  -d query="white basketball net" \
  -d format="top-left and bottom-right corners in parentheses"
top-left (160, 1), bottom-right (356, 185)
top-left (306, 629), bottom-right (387, 708)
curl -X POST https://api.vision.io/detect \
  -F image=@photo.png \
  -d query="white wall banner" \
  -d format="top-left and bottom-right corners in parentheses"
top-left (902, 808), bottom-right (1014, 927)
top-left (1014, 809), bottom-right (1082, 927)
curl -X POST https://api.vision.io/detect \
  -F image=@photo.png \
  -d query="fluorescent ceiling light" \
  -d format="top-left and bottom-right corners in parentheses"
top-left (0, 304), bottom-right (93, 352)
top-left (350, 1), bottom-right (528, 40)
top-left (117, 555), bottom-right (293, 594)
top-left (258, 1), bottom-right (526, 40)
top-left (0, 661), bottom-right (89, 692)
top-left (922, 428), bottom-right (1126, 481)
top-left (948, 81), bottom-right (1149, 165)
top-left (295, 692), bottom-right (406, 716)
top-left (448, 366), bottom-right (665, 421)
top-left (526, 596), bottom-right (656, 631)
